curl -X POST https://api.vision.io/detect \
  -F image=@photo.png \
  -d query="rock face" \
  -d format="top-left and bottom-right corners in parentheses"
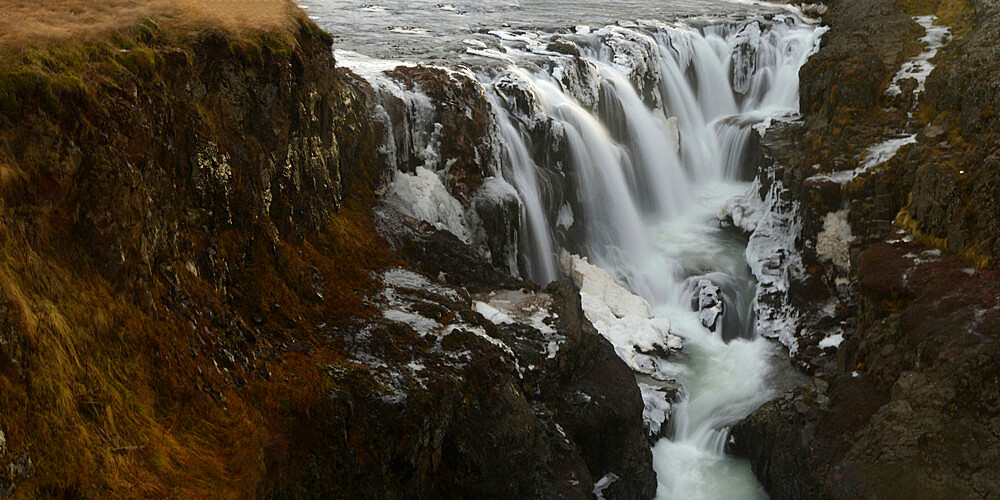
top-left (732, 0), bottom-right (1000, 497)
top-left (0, 9), bottom-right (654, 498)
top-left (798, 0), bottom-right (921, 125)
top-left (694, 279), bottom-right (724, 332)
top-left (734, 238), bottom-right (1000, 498)
top-left (910, 0), bottom-right (1000, 266)
top-left (370, 204), bottom-right (657, 498)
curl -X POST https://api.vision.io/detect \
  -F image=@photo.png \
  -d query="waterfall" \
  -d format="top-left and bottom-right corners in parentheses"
top-left (337, 11), bottom-right (824, 499)
top-left (489, 95), bottom-right (561, 283)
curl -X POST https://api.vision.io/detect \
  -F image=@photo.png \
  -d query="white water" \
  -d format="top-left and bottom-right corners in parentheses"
top-left (489, 19), bottom-right (822, 496)
top-left (333, 7), bottom-right (823, 498)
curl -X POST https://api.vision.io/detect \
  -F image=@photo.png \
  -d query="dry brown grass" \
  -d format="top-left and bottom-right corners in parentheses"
top-left (0, 1), bottom-right (393, 493)
top-left (0, 197), bottom-right (395, 495)
top-left (0, 0), bottom-right (302, 50)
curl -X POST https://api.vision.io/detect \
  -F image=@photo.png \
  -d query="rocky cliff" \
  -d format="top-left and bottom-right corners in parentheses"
top-left (732, 0), bottom-right (1000, 497)
top-left (0, 2), bottom-right (653, 497)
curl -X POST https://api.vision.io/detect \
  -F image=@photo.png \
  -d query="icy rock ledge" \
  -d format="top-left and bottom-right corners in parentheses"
top-left (695, 279), bottom-right (724, 332)
top-left (474, 289), bottom-right (564, 360)
top-left (560, 253), bottom-right (682, 375)
top-left (720, 177), bottom-right (804, 353)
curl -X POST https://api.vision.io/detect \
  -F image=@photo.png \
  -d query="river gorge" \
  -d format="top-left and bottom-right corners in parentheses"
top-left (0, 0), bottom-right (997, 497)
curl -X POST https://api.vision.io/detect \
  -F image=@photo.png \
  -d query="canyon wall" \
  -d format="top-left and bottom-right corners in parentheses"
top-left (732, 0), bottom-right (1000, 497)
top-left (0, 7), bottom-right (652, 498)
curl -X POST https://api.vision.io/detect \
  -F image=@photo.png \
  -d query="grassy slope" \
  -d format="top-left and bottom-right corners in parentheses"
top-left (0, 1), bottom-right (398, 497)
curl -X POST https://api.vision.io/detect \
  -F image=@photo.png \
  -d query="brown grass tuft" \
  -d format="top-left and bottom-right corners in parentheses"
top-left (0, 0), bottom-right (303, 52)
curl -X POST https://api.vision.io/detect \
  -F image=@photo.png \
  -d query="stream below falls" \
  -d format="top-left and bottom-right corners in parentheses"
top-left (303, 1), bottom-right (825, 497)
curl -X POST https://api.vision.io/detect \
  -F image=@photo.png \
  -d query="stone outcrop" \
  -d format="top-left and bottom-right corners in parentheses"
top-left (369, 204), bottom-right (657, 497)
top-left (734, 236), bottom-right (1000, 498)
top-left (733, 0), bottom-right (1000, 497)
top-left (908, 0), bottom-right (1000, 266)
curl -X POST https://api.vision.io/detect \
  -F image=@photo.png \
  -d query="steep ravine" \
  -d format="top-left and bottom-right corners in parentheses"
top-left (329, 6), bottom-right (825, 499)
top-left (2, 0), bottom-right (997, 498)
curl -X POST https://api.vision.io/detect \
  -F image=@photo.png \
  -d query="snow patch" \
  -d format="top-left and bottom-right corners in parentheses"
top-left (560, 253), bottom-right (682, 375)
top-left (810, 134), bottom-right (918, 185)
top-left (818, 333), bottom-right (844, 349)
top-left (474, 301), bottom-right (515, 325)
top-left (816, 210), bottom-right (854, 273)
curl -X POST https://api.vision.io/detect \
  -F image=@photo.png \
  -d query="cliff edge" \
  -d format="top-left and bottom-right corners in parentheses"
top-left (0, 1), bottom-right (654, 497)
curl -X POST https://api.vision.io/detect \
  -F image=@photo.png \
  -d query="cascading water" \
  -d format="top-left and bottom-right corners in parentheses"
top-left (489, 95), bottom-right (562, 283)
top-left (330, 5), bottom-right (824, 497)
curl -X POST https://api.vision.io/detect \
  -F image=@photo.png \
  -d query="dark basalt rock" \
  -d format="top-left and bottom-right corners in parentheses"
top-left (371, 202), bottom-right (656, 498)
top-left (375, 202), bottom-right (525, 293)
top-left (734, 0), bottom-right (1000, 496)
top-left (544, 282), bottom-right (658, 500)
top-left (798, 0), bottom-right (921, 125)
top-left (735, 238), bottom-right (1000, 499)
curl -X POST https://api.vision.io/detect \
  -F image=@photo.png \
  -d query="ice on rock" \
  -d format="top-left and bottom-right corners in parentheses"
top-left (561, 253), bottom-right (682, 374)
top-left (475, 290), bottom-right (564, 359)
top-left (816, 210), bottom-right (854, 275)
top-left (593, 473), bottom-right (620, 500)
top-left (639, 383), bottom-right (673, 437)
top-left (731, 22), bottom-right (761, 95)
top-left (825, 134), bottom-right (918, 184)
top-left (381, 268), bottom-right (465, 335)
top-left (695, 279), bottom-right (724, 332)
top-left (462, 38), bottom-right (488, 49)
top-left (722, 176), bottom-right (805, 352)
top-left (862, 135), bottom-right (918, 170)
top-left (385, 166), bottom-right (473, 243)
top-left (885, 16), bottom-right (951, 100)
top-left (595, 25), bottom-right (663, 104)
top-left (556, 203), bottom-right (575, 230)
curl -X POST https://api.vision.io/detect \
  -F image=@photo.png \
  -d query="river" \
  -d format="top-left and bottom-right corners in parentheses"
top-left (300, 1), bottom-right (824, 497)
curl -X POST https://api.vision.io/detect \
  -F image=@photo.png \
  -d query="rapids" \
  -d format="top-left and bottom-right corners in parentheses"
top-left (308, 2), bottom-right (826, 497)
